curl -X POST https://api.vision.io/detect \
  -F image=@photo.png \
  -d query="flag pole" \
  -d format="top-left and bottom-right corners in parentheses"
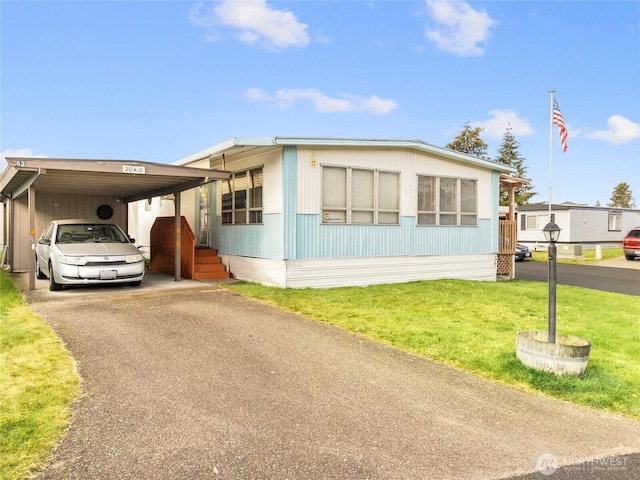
top-left (548, 89), bottom-right (555, 221)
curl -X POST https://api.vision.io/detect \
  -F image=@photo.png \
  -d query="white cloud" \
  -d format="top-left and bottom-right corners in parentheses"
top-left (314, 29), bottom-right (331, 45)
top-left (471, 110), bottom-right (534, 138)
top-left (246, 88), bottom-right (397, 115)
top-left (190, 0), bottom-right (310, 51)
top-left (1, 148), bottom-right (48, 171)
top-left (423, 0), bottom-right (498, 56)
top-left (586, 115), bottom-right (640, 145)
top-left (244, 87), bottom-right (269, 101)
top-left (188, 2), bottom-right (217, 28)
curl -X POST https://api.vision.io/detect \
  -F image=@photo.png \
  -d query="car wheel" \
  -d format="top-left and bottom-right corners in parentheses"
top-left (48, 263), bottom-right (62, 291)
top-left (36, 257), bottom-right (47, 279)
top-left (625, 255), bottom-right (636, 261)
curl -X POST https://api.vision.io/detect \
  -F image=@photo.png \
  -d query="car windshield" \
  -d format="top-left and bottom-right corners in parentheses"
top-left (56, 224), bottom-right (129, 243)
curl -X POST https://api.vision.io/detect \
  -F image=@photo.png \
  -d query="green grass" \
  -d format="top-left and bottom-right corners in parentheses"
top-left (531, 247), bottom-right (624, 263)
top-left (226, 278), bottom-right (640, 419)
top-left (0, 270), bottom-right (79, 480)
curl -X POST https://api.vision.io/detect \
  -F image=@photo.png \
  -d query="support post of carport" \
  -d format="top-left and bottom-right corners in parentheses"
top-left (174, 191), bottom-right (181, 281)
top-left (28, 186), bottom-right (36, 290)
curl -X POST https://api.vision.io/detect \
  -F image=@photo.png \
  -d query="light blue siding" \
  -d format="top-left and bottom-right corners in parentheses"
top-left (282, 146), bottom-right (297, 260)
top-left (212, 213), bottom-right (283, 259)
top-left (212, 214), bottom-right (493, 260)
top-left (208, 145), bottom-right (499, 262)
top-left (210, 176), bottom-right (284, 259)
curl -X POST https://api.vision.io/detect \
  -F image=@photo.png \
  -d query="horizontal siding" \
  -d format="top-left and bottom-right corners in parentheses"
top-left (296, 215), bottom-right (494, 259)
top-left (219, 255), bottom-right (286, 287)
top-left (221, 253), bottom-right (497, 288)
top-left (518, 209), bottom-right (640, 244)
top-left (570, 210), bottom-right (639, 242)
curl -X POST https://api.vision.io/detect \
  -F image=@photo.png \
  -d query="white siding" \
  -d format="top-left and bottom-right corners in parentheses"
top-left (518, 207), bottom-right (640, 244)
top-left (211, 149), bottom-right (283, 216)
top-left (219, 254), bottom-right (286, 287)
top-left (222, 253), bottom-right (497, 288)
top-left (517, 210), bottom-right (570, 244)
top-left (296, 147), bottom-right (493, 219)
top-left (130, 195), bottom-right (181, 250)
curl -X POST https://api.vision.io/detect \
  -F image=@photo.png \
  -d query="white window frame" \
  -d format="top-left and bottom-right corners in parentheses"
top-left (321, 165), bottom-right (400, 225)
top-left (608, 212), bottom-right (621, 232)
top-left (521, 213), bottom-right (555, 230)
top-left (417, 175), bottom-right (478, 226)
top-left (221, 167), bottom-right (263, 225)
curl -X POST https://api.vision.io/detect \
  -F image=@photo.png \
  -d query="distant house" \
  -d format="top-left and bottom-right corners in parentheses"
top-left (517, 202), bottom-right (640, 250)
top-left (133, 137), bottom-right (516, 288)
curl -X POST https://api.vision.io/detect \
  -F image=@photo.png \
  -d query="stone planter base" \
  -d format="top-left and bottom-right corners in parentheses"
top-left (516, 330), bottom-right (591, 378)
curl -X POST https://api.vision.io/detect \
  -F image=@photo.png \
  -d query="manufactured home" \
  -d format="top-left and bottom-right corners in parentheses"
top-left (132, 137), bottom-right (518, 288)
top-left (1, 137), bottom-right (523, 289)
top-left (517, 203), bottom-right (640, 251)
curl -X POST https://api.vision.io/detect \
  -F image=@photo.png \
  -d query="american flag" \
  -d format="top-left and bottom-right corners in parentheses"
top-left (552, 97), bottom-right (568, 153)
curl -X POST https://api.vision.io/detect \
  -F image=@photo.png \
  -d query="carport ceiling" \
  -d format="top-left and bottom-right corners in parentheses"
top-left (1, 158), bottom-right (230, 203)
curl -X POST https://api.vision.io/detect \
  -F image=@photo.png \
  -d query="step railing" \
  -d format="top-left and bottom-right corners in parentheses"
top-left (149, 216), bottom-right (196, 278)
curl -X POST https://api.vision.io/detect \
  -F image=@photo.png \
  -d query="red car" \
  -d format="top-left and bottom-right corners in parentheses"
top-left (623, 226), bottom-right (640, 261)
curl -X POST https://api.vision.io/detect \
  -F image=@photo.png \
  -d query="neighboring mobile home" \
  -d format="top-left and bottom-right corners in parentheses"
top-left (133, 137), bottom-right (516, 288)
top-left (517, 202), bottom-right (640, 250)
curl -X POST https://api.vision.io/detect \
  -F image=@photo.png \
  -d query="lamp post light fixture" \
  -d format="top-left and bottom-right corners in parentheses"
top-left (543, 221), bottom-right (561, 343)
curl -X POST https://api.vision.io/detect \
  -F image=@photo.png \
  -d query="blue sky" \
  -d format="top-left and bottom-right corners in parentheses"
top-left (2, 0), bottom-right (639, 206)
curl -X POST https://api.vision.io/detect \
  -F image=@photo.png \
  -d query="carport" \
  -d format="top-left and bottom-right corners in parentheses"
top-left (0, 157), bottom-right (229, 290)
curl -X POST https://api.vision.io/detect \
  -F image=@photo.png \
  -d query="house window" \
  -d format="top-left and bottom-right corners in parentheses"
top-left (417, 176), bottom-right (477, 226)
top-left (321, 166), bottom-right (399, 224)
top-left (521, 213), bottom-right (555, 230)
top-left (222, 167), bottom-right (263, 225)
top-left (608, 212), bottom-right (621, 232)
top-left (526, 215), bottom-right (538, 230)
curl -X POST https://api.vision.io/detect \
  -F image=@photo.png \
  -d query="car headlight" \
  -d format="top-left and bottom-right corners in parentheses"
top-left (58, 256), bottom-right (87, 266)
top-left (125, 254), bottom-right (144, 264)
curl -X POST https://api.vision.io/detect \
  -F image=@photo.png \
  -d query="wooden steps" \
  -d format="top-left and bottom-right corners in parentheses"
top-left (193, 248), bottom-right (230, 280)
top-left (149, 248), bottom-right (230, 280)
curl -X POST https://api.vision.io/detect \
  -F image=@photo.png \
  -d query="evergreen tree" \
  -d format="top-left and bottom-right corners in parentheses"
top-left (446, 123), bottom-right (490, 160)
top-left (494, 127), bottom-right (536, 206)
top-left (608, 182), bottom-right (634, 208)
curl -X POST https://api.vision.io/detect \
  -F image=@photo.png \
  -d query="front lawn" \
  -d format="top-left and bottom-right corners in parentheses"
top-left (0, 270), bottom-right (79, 480)
top-left (531, 247), bottom-right (624, 263)
top-left (226, 278), bottom-right (640, 419)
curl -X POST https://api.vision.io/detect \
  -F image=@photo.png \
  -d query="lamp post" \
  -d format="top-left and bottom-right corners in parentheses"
top-left (543, 221), bottom-right (561, 343)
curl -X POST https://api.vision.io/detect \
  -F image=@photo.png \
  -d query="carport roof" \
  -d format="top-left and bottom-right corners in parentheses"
top-left (0, 157), bottom-right (229, 203)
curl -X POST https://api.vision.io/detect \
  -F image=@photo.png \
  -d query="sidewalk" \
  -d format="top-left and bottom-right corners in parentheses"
top-left (590, 256), bottom-right (640, 269)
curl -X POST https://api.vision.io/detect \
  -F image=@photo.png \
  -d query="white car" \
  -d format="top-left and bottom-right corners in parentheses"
top-left (35, 219), bottom-right (145, 291)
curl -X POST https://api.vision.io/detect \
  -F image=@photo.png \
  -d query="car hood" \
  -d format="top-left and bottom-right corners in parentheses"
top-left (55, 243), bottom-right (140, 256)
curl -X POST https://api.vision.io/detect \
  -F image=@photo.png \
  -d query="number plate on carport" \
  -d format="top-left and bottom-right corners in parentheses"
top-left (99, 270), bottom-right (117, 280)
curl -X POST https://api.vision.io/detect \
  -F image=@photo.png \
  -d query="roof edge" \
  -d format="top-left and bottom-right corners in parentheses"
top-left (176, 136), bottom-right (516, 174)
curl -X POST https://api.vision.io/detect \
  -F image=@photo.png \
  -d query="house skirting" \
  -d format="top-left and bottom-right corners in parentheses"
top-left (219, 254), bottom-right (497, 288)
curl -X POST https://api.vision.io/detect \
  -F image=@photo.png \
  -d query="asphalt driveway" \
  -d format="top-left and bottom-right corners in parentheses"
top-left (516, 260), bottom-right (640, 296)
top-left (20, 273), bottom-right (640, 479)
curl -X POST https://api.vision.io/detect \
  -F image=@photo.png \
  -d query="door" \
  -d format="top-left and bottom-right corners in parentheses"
top-left (197, 184), bottom-right (210, 247)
